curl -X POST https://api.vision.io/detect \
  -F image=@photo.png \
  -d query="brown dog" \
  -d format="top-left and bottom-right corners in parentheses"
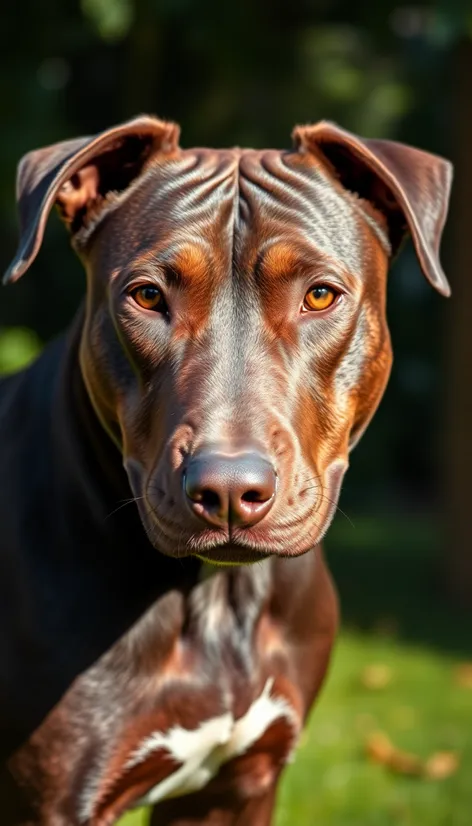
top-left (1, 117), bottom-right (451, 825)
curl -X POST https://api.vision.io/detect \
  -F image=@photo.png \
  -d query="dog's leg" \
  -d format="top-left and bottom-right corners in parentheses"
top-left (149, 781), bottom-right (278, 826)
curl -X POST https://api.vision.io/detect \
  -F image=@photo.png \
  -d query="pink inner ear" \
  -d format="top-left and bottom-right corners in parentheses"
top-left (56, 165), bottom-right (100, 225)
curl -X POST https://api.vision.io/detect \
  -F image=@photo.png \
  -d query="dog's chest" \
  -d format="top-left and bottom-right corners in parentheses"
top-left (60, 563), bottom-right (303, 824)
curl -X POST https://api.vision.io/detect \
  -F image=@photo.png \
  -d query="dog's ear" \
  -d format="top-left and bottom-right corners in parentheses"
top-left (3, 116), bottom-right (180, 284)
top-left (293, 122), bottom-right (452, 296)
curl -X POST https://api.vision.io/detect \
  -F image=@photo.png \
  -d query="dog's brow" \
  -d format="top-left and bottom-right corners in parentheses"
top-left (258, 243), bottom-right (301, 279)
top-left (257, 241), bottom-right (343, 284)
top-left (131, 244), bottom-right (211, 288)
top-left (170, 245), bottom-right (211, 285)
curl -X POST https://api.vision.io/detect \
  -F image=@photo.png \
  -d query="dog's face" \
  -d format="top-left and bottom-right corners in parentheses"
top-left (80, 147), bottom-right (394, 563)
top-left (5, 118), bottom-right (452, 563)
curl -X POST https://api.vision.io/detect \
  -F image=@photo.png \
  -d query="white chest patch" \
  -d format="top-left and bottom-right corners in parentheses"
top-left (126, 679), bottom-right (299, 808)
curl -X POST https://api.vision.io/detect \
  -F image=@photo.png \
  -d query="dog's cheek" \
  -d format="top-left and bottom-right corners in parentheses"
top-left (296, 364), bottom-right (351, 471)
top-left (347, 325), bottom-right (393, 450)
top-left (326, 294), bottom-right (393, 451)
top-left (79, 308), bottom-right (141, 442)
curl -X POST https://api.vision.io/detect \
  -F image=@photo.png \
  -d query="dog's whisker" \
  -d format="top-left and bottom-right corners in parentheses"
top-left (316, 492), bottom-right (355, 529)
top-left (105, 496), bottom-right (146, 520)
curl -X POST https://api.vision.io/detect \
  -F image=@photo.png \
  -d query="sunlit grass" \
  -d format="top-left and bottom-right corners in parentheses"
top-left (276, 633), bottom-right (472, 826)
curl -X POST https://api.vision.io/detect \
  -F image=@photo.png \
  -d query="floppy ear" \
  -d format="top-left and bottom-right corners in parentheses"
top-left (293, 121), bottom-right (453, 297)
top-left (3, 116), bottom-right (180, 285)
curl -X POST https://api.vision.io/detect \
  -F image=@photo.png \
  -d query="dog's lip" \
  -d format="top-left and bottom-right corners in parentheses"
top-left (194, 543), bottom-right (271, 565)
top-left (149, 521), bottom-right (273, 563)
top-left (140, 499), bottom-right (328, 561)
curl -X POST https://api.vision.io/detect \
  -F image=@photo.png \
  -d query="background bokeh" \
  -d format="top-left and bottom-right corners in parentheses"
top-left (1, 2), bottom-right (471, 824)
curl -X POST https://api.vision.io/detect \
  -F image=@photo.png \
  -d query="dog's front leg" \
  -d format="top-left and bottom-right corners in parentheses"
top-left (149, 780), bottom-right (278, 826)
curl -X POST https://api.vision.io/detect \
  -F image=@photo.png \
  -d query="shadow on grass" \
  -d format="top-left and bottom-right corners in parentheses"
top-left (325, 512), bottom-right (472, 658)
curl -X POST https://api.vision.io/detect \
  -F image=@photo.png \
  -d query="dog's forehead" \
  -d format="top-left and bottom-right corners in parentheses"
top-left (113, 146), bottom-right (381, 277)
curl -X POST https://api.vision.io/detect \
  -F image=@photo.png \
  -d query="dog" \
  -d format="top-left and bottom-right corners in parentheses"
top-left (0, 116), bottom-right (451, 825)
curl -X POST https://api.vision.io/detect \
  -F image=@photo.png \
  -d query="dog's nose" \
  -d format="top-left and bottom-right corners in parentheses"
top-left (184, 450), bottom-right (277, 529)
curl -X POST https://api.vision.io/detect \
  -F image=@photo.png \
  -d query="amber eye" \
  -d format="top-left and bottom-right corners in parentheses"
top-left (130, 285), bottom-right (166, 312)
top-left (303, 285), bottom-right (338, 312)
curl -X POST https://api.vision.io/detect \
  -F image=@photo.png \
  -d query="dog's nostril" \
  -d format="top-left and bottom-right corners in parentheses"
top-left (241, 489), bottom-right (264, 504)
top-left (199, 488), bottom-right (221, 509)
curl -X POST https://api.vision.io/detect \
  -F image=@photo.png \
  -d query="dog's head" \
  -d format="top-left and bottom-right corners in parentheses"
top-left (4, 117), bottom-right (452, 563)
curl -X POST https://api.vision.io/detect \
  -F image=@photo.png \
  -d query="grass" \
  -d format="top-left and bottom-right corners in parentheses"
top-left (275, 632), bottom-right (472, 826)
top-left (117, 515), bottom-right (472, 825)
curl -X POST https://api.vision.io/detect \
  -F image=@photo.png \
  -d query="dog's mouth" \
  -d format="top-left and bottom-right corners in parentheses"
top-left (138, 513), bottom-right (275, 564)
top-left (138, 508), bottom-right (327, 564)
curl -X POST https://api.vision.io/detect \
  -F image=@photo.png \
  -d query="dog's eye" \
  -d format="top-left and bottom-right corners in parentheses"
top-left (303, 285), bottom-right (338, 312)
top-left (130, 285), bottom-right (166, 312)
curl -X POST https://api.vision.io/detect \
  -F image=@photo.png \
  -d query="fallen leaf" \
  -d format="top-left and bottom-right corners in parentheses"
top-left (366, 731), bottom-right (395, 763)
top-left (366, 732), bottom-right (423, 776)
top-left (424, 751), bottom-right (460, 780)
top-left (365, 733), bottom-right (461, 781)
top-left (388, 748), bottom-right (424, 776)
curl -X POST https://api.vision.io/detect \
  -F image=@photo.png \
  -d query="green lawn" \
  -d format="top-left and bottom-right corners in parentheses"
top-left (276, 631), bottom-right (472, 826)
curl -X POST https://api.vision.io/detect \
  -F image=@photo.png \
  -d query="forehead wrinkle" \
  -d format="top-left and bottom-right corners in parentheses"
top-left (131, 149), bottom-right (239, 234)
top-left (238, 149), bottom-right (368, 276)
top-left (146, 148), bottom-right (240, 193)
